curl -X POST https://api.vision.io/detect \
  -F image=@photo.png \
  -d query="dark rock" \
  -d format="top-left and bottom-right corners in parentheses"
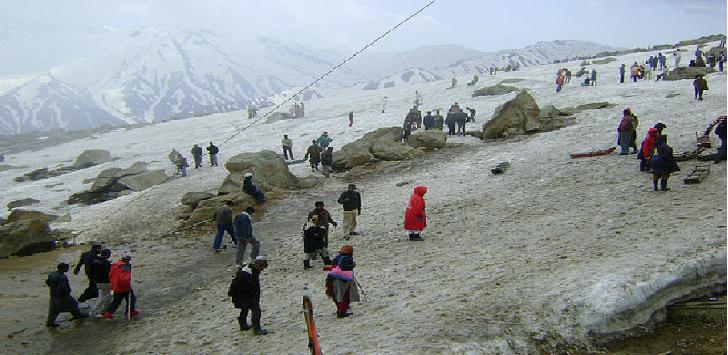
top-left (7, 209), bottom-right (58, 223)
top-left (0, 219), bottom-right (55, 258)
top-left (181, 192), bottom-right (216, 208)
top-left (118, 170), bottom-right (168, 191)
top-left (407, 131), bottom-right (447, 150)
top-left (482, 90), bottom-right (578, 139)
top-left (665, 67), bottom-right (714, 81)
top-left (7, 198), bottom-right (41, 210)
top-left (472, 84), bottom-right (519, 97)
top-left (73, 149), bottom-right (112, 168)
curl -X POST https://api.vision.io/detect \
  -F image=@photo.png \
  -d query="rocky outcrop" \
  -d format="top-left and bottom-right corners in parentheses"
top-left (0, 219), bottom-right (55, 258)
top-left (181, 192), bottom-right (257, 226)
top-left (664, 67), bottom-right (714, 81)
top-left (264, 112), bottom-right (293, 124)
top-left (331, 127), bottom-right (443, 172)
top-left (7, 209), bottom-right (58, 223)
top-left (73, 149), bottom-right (112, 168)
top-left (219, 150), bottom-right (298, 194)
top-left (406, 131), bottom-right (447, 150)
top-left (181, 192), bottom-right (216, 209)
top-left (472, 84), bottom-right (519, 97)
top-left (68, 162), bottom-right (168, 205)
top-left (7, 198), bottom-right (40, 210)
top-left (14, 149), bottom-right (113, 183)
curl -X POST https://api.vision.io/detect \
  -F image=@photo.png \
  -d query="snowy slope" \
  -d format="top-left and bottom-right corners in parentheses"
top-left (0, 40), bottom-right (726, 354)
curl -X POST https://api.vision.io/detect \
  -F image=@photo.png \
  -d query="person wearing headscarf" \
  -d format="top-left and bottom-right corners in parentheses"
top-left (325, 245), bottom-right (359, 318)
top-left (404, 185), bottom-right (428, 241)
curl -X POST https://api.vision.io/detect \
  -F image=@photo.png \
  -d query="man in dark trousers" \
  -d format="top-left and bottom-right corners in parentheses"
top-left (88, 249), bottom-right (112, 317)
top-left (228, 256), bottom-right (269, 335)
top-left (191, 144), bottom-right (203, 168)
top-left (46, 263), bottom-right (87, 327)
top-left (213, 201), bottom-right (236, 253)
top-left (308, 201), bottom-right (337, 249)
top-left (304, 140), bottom-right (322, 171)
top-left (74, 243), bottom-right (103, 303)
top-left (465, 107), bottom-right (476, 122)
top-left (337, 184), bottom-right (361, 240)
top-left (207, 142), bottom-right (219, 166)
top-left (234, 206), bottom-right (261, 266)
top-left (713, 116), bottom-right (726, 164)
top-left (102, 253), bottom-right (139, 319)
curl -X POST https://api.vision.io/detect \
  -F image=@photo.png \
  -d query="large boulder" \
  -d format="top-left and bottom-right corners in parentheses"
top-left (332, 127), bottom-right (426, 172)
top-left (220, 150), bottom-right (298, 194)
top-left (7, 209), bottom-right (58, 223)
top-left (664, 67), bottom-right (714, 81)
top-left (472, 84), bottom-right (519, 97)
top-left (181, 192), bottom-right (216, 209)
top-left (370, 129), bottom-right (415, 161)
top-left (0, 219), bottom-right (55, 258)
top-left (73, 149), bottom-right (112, 168)
top-left (7, 198), bottom-right (40, 210)
top-left (407, 131), bottom-right (447, 150)
top-left (482, 90), bottom-right (541, 139)
top-left (118, 170), bottom-right (168, 191)
top-left (184, 192), bottom-right (257, 226)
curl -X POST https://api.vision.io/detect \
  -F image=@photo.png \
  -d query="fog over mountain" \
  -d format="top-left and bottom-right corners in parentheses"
top-left (0, 25), bottom-right (617, 135)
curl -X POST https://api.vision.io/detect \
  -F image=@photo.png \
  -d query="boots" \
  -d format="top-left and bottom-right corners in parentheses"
top-left (660, 179), bottom-right (670, 191)
top-left (409, 233), bottom-right (423, 241)
top-left (336, 312), bottom-right (351, 318)
top-left (303, 260), bottom-right (312, 269)
top-left (238, 316), bottom-right (251, 331)
top-left (322, 256), bottom-right (332, 265)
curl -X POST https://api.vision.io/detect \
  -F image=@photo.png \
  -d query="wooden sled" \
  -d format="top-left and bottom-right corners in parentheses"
top-left (569, 146), bottom-right (616, 159)
top-left (696, 132), bottom-right (712, 148)
top-left (673, 147), bottom-right (705, 162)
top-left (683, 164), bottom-right (711, 184)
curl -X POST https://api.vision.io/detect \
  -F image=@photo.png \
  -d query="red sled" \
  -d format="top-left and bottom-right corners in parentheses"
top-left (569, 146), bottom-right (617, 159)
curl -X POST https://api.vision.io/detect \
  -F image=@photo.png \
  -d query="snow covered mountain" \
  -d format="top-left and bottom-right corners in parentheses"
top-left (0, 26), bottom-right (618, 135)
top-left (0, 74), bottom-right (123, 134)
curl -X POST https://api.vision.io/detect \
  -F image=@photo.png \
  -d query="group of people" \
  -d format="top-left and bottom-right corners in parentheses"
top-left (289, 102), bottom-right (305, 118)
top-left (402, 102), bottom-right (476, 139)
top-left (619, 109), bottom-right (727, 191)
top-left (45, 243), bottom-right (138, 327)
top-left (301, 132), bottom-right (334, 177)
top-left (169, 142), bottom-right (220, 177)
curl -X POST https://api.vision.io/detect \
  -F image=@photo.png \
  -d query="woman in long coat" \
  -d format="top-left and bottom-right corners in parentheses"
top-left (404, 185), bottom-right (428, 241)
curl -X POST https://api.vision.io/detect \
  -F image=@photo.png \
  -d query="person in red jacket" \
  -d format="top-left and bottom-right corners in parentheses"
top-left (102, 253), bottom-right (139, 319)
top-left (639, 127), bottom-right (660, 172)
top-left (404, 185), bottom-right (428, 241)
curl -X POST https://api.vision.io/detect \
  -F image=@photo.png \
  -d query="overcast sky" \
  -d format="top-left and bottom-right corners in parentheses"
top-left (1, 0), bottom-right (726, 52)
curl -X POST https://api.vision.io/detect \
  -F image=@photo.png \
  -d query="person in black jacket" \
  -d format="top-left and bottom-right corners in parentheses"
top-left (713, 116), bottom-right (726, 164)
top-left (308, 201), bottom-right (337, 249)
top-left (207, 142), bottom-right (219, 166)
top-left (88, 249), bottom-right (112, 316)
top-left (46, 263), bottom-right (87, 327)
top-left (321, 147), bottom-right (334, 178)
top-left (74, 243), bottom-right (102, 302)
top-left (302, 215), bottom-right (331, 269)
top-left (650, 135), bottom-right (680, 191)
top-left (243, 173), bottom-right (266, 204)
top-left (228, 256), bottom-right (268, 335)
top-left (191, 144), bottom-right (203, 168)
top-left (338, 184), bottom-right (361, 240)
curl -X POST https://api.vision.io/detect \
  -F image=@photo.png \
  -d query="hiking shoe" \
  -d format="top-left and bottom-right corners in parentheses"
top-left (253, 328), bottom-right (268, 335)
top-left (349, 232), bottom-right (360, 236)
top-left (336, 312), bottom-right (351, 318)
top-left (102, 311), bottom-right (113, 319)
top-left (46, 323), bottom-right (60, 328)
top-left (214, 249), bottom-right (222, 254)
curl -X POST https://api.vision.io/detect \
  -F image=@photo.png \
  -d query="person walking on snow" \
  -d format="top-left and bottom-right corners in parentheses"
top-left (304, 140), bottom-right (322, 171)
top-left (404, 185), bottom-right (428, 241)
top-left (617, 110), bottom-right (635, 155)
top-left (88, 249), bottom-right (112, 317)
top-left (693, 74), bottom-right (708, 100)
top-left (348, 111), bottom-right (354, 127)
top-left (316, 132), bottom-right (333, 149)
top-left (281, 135), bottom-right (293, 160)
top-left (590, 69), bottom-right (597, 86)
top-left (213, 201), bottom-right (237, 253)
top-left (337, 184), bottom-right (361, 240)
top-left (102, 254), bottom-right (139, 319)
top-left (234, 206), bottom-right (261, 266)
top-left (228, 256), bottom-right (269, 335)
top-left (650, 135), bottom-right (680, 191)
top-left (321, 147), bottom-right (334, 178)
top-left (324, 245), bottom-right (359, 318)
top-left (308, 201), bottom-right (337, 249)
top-left (302, 215), bottom-right (332, 269)
top-left (207, 142), bottom-right (219, 167)
top-left (191, 144), bottom-right (203, 168)
top-left (46, 263), bottom-right (87, 327)
top-left (74, 242), bottom-right (103, 303)
top-left (619, 64), bottom-right (626, 83)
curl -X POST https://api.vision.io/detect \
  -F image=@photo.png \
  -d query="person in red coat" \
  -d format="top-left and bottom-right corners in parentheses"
top-left (102, 253), bottom-right (139, 319)
top-left (639, 127), bottom-right (659, 172)
top-left (404, 185), bottom-right (428, 241)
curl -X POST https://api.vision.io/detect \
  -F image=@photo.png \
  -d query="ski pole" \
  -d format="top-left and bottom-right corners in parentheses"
top-left (354, 278), bottom-right (367, 302)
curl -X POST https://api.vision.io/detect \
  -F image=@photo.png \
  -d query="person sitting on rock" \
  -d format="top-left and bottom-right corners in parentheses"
top-left (243, 173), bottom-right (265, 204)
